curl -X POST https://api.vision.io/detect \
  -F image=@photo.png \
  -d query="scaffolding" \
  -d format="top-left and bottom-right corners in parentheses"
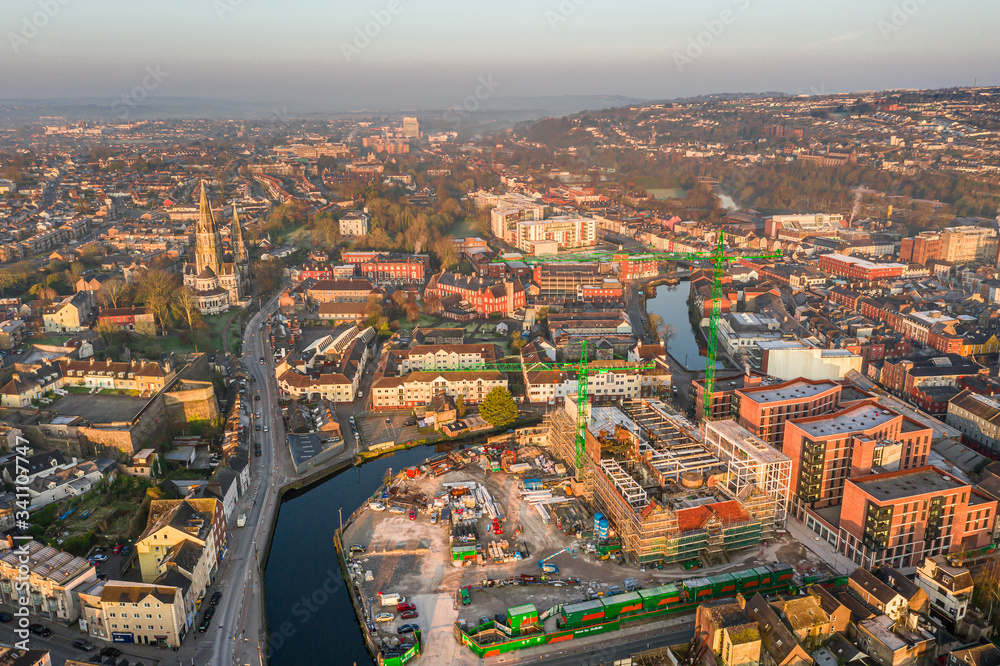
top-left (703, 420), bottom-right (792, 531)
top-left (599, 458), bottom-right (648, 510)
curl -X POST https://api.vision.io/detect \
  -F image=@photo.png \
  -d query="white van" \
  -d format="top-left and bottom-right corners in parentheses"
top-left (379, 593), bottom-right (404, 606)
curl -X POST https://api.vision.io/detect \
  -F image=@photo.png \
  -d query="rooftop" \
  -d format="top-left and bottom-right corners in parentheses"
top-left (792, 402), bottom-right (898, 438)
top-left (852, 466), bottom-right (966, 503)
top-left (739, 378), bottom-right (840, 404)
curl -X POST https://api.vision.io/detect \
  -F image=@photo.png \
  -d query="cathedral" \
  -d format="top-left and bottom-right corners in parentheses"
top-left (183, 182), bottom-right (251, 315)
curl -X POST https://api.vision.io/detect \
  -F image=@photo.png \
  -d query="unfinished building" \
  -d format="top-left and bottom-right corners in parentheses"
top-left (542, 397), bottom-right (783, 565)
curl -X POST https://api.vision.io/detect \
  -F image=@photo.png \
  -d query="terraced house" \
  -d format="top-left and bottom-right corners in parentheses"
top-left (371, 371), bottom-right (508, 410)
top-left (59, 358), bottom-right (175, 393)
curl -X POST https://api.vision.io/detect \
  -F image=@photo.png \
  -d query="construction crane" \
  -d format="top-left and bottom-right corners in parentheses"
top-left (429, 340), bottom-right (653, 481)
top-left (537, 547), bottom-right (571, 574)
top-left (502, 229), bottom-right (782, 423)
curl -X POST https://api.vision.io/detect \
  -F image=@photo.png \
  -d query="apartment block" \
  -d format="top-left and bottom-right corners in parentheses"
top-left (818, 254), bottom-right (906, 281)
top-left (79, 581), bottom-right (187, 648)
top-left (736, 379), bottom-right (848, 450)
top-left (940, 226), bottom-right (997, 264)
top-left (784, 400), bottom-right (933, 513)
top-left (838, 466), bottom-right (998, 569)
top-left (370, 371), bottom-right (508, 410)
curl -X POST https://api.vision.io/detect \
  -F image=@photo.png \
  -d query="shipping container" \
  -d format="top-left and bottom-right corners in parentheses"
top-left (753, 565), bottom-right (773, 586)
top-left (682, 577), bottom-right (713, 600)
top-left (507, 603), bottom-right (538, 631)
top-left (637, 584), bottom-right (681, 611)
top-left (709, 573), bottom-right (737, 596)
top-left (603, 591), bottom-right (643, 619)
top-left (561, 599), bottom-right (605, 626)
top-left (733, 568), bottom-right (760, 591)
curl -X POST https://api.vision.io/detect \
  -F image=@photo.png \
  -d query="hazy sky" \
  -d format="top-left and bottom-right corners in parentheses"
top-left (1, 0), bottom-right (997, 111)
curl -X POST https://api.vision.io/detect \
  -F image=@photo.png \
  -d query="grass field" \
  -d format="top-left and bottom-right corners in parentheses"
top-left (449, 218), bottom-right (482, 238)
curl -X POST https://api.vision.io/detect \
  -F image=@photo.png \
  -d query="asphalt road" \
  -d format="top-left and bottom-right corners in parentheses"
top-left (182, 292), bottom-right (283, 666)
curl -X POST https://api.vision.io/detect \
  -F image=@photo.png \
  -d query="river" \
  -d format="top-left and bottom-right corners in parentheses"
top-left (264, 446), bottom-right (438, 666)
top-left (645, 279), bottom-right (719, 372)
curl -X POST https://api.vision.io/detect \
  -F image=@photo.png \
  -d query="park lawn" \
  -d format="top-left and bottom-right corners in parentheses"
top-left (31, 336), bottom-right (70, 346)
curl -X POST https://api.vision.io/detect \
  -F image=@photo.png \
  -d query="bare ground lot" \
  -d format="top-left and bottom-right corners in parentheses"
top-left (343, 457), bottom-right (836, 665)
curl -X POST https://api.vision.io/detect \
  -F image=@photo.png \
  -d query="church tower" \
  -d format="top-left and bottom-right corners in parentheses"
top-left (195, 182), bottom-right (223, 276)
top-left (231, 204), bottom-right (248, 265)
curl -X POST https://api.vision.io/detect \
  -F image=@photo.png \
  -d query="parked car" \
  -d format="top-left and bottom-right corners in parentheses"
top-left (396, 602), bottom-right (415, 613)
top-left (28, 623), bottom-right (51, 637)
top-left (388, 505), bottom-right (405, 514)
top-left (112, 544), bottom-right (123, 554)
top-left (369, 501), bottom-right (386, 511)
top-left (255, 394), bottom-right (260, 401)
top-left (0, 612), bottom-right (12, 623)
top-left (374, 613), bottom-right (394, 623)
top-left (494, 613), bottom-right (506, 624)
top-left (90, 554), bottom-right (108, 562)
top-left (210, 591), bottom-right (222, 605)
top-left (73, 638), bottom-right (96, 651)
top-left (99, 647), bottom-right (122, 658)
top-left (400, 610), bottom-right (418, 620)
top-left (408, 508), bottom-right (416, 520)
top-left (396, 624), bottom-right (418, 634)
top-left (404, 417), bottom-right (417, 427)
top-left (479, 616), bottom-right (491, 626)
top-left (203, 606), bottom-right (216, 622)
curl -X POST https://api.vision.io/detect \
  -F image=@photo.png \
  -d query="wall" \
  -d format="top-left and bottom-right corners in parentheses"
top-left (163, 381), bottom-right (220, 424)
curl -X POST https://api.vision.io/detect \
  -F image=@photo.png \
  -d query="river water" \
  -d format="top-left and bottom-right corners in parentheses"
top-left (264, 446), bottom-right (437, 666)
top-left (645, 280), bottom-right (719, 372)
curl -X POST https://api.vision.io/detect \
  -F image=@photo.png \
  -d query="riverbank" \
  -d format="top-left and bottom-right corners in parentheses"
top-left (356, 415), bottom-right (544, 463)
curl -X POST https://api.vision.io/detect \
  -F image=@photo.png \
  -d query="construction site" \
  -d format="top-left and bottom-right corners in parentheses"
top-left (542, 397), bottom-right (792, 566)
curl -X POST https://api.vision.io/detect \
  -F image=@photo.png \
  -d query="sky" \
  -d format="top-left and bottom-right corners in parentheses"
top-left (1, 0), bottom-right (997, 112)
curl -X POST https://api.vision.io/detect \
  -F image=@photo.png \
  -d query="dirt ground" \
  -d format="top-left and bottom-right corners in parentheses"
top-left (343, 460), bottom-right (835, 665)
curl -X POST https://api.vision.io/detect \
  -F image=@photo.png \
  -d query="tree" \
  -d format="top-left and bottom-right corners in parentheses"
top-left (172, 287), bottom-right (202, 333)
top-left (135, 269), bottom-right (177, 331)
top-left (509, 331), bottom-right (527, 352)
top-left (405, 300), bottom-right (420, 323)
top-left (456, 395), bottom-right (466, 419)
top-left (98, 278), bottom-right (132, 309)
top-left (480, 386), bottom-right (517, 429)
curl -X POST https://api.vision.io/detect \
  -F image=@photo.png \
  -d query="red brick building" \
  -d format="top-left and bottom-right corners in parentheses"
top-left (839, 466), bottom-right (997, 569)
top-left (98, 307), bottom-right (157, 335)
top-left (341, 251), bottom-right (429, 286)
top-left (735, 378), bottom-right (859, 450)
top-left (429, 272), bottom-right (526, 316)
top-left (818, 254), bottom-right (906, 281)
top-left (783, 400), bottom-right (933, 516)
top-left (306, 279), bottom-right (381, 304)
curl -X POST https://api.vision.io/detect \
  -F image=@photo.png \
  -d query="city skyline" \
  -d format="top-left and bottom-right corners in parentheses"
top-left (1, 0), bottom-right (997, 111)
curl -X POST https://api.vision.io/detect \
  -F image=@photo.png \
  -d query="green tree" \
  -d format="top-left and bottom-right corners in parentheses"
top-left (480, 386), bottom-right (517, 429)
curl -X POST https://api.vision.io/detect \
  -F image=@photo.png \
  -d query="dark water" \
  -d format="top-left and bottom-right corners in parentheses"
top-left (264, 446), bottom-right (437, 666)
top-left (645, 280), bottom-right (719, 372)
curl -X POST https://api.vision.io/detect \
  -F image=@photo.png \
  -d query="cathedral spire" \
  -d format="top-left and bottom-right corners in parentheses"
top-left (232, 204), bottom-right (248, 264)
top-left (195, 181), bottom-right (222, 275)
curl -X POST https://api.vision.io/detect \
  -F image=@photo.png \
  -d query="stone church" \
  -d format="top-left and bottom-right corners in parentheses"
top-left (183, 182), bottom-right (251, 314)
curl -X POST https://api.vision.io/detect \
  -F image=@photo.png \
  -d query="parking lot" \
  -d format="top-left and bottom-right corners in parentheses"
top-left (355, 412), bottom-right (419, 450)
top-left (51, 392), bottom-right (151, 422)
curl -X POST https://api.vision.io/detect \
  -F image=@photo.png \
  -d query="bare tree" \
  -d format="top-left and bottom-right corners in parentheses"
top-left (98, 278), bottom-right (133, 309)
top-left (172, 286), bottom-right (202, 333)
top-left (135, 269), bottom-right (177, 332)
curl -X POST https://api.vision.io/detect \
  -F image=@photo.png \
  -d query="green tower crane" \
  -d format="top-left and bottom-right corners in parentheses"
top-left (503, 229), bottom-right (782, 422)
